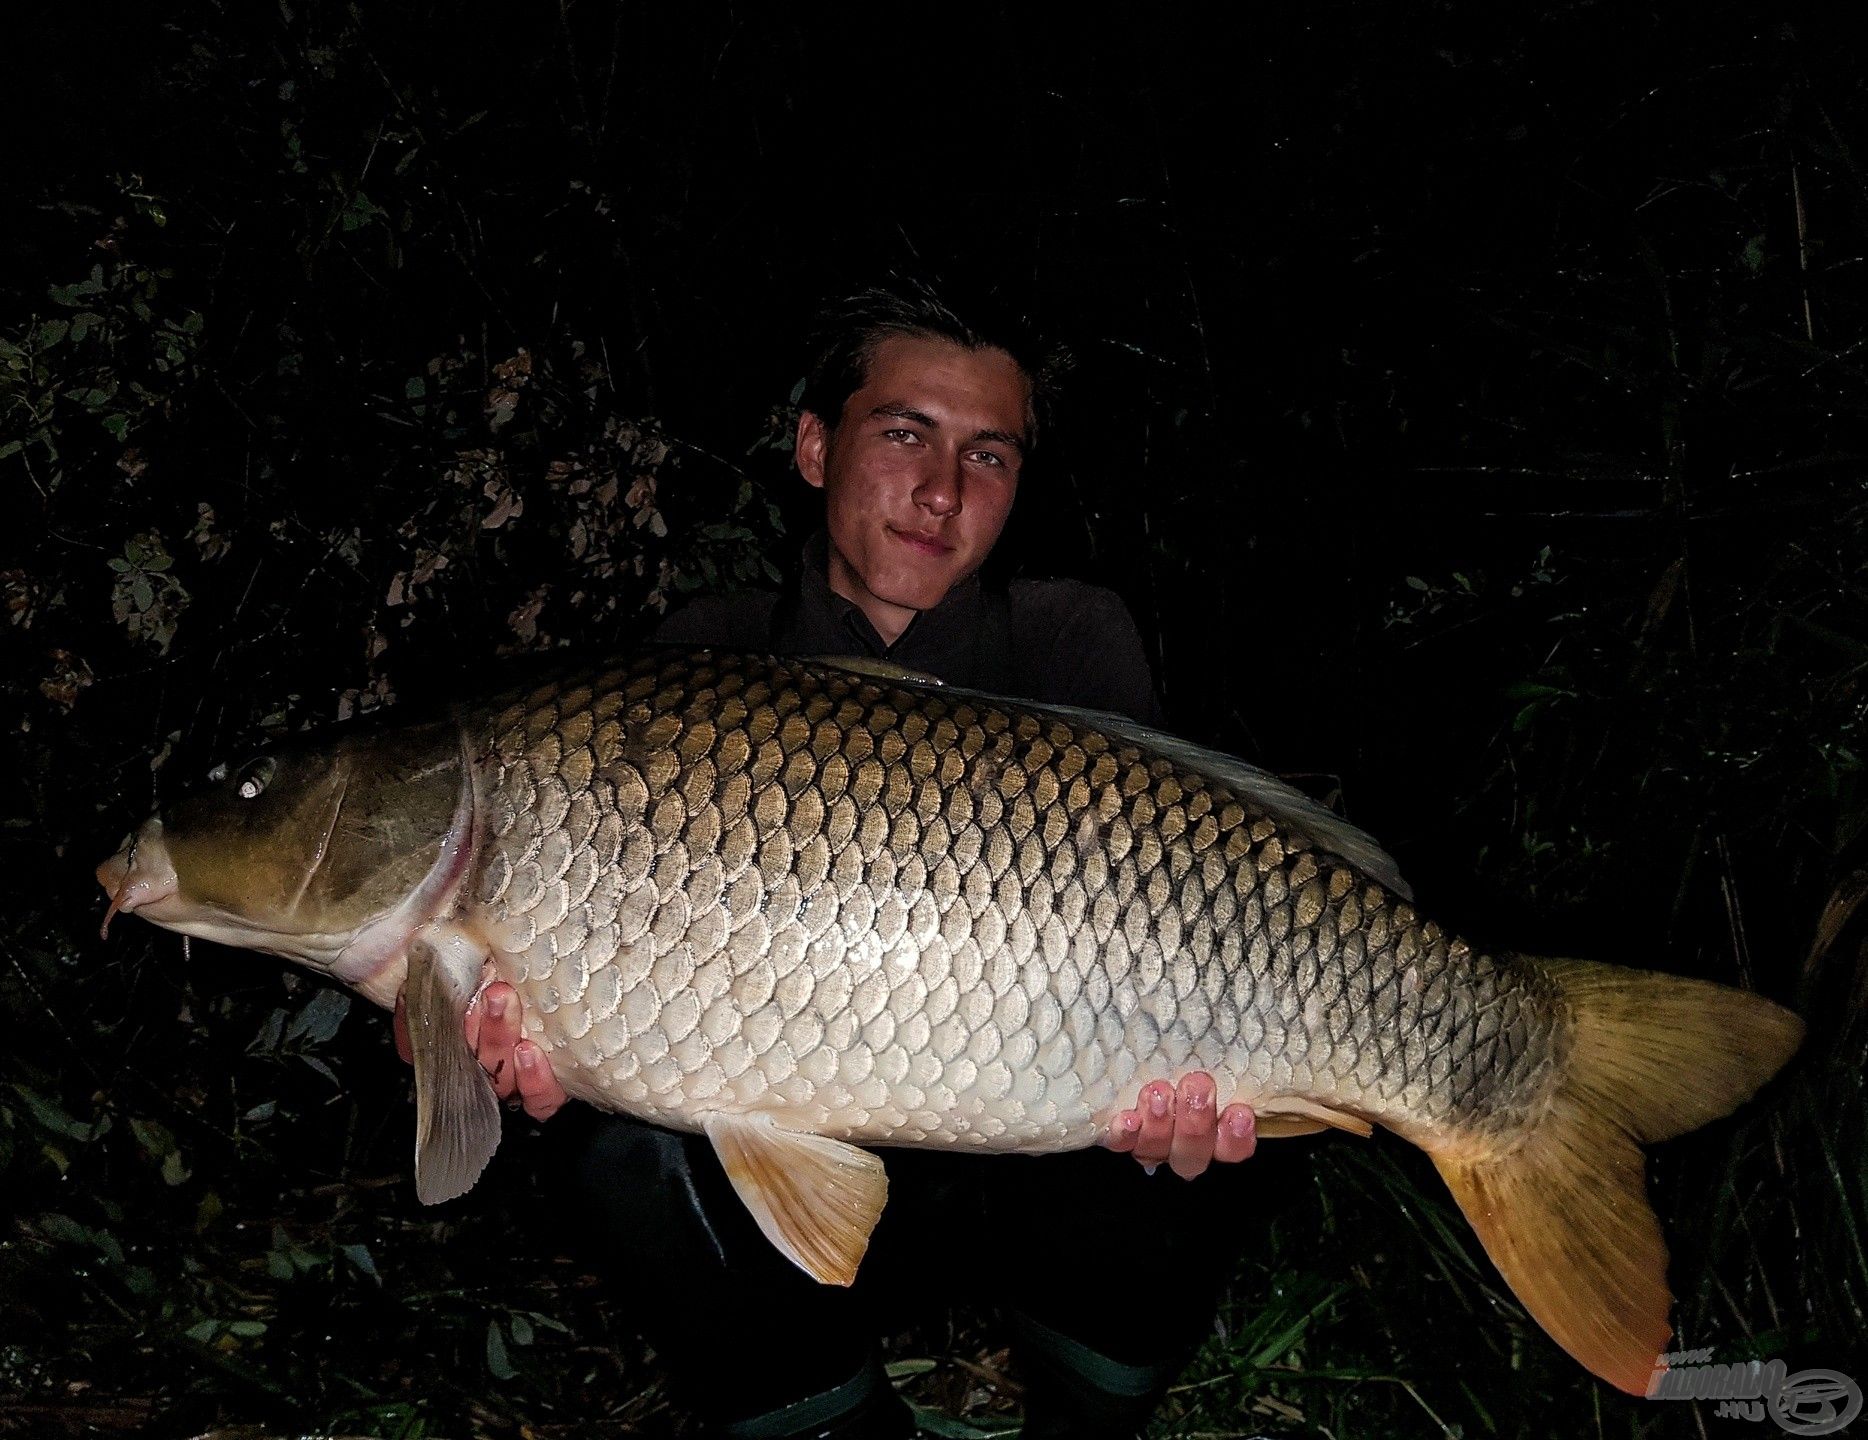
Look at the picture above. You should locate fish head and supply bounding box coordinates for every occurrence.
[97,720,471,996]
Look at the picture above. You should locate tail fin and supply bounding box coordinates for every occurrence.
[1429,958,1803,1396]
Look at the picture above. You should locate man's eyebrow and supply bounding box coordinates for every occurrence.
[966,426,1028,455]
[866,404,1029,455]
[867,404,938,428]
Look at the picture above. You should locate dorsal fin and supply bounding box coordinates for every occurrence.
[807,661,1413,901]
[807,655,946,687]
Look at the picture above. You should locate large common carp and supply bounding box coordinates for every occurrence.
[97,649,1802,1395]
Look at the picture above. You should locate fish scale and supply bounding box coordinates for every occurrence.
[468,650,1558,1148]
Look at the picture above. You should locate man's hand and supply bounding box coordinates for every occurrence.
[392,980,568,1122]
[1103,1074,1256,1178]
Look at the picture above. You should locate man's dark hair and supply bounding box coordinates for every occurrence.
[799,278,1070,449]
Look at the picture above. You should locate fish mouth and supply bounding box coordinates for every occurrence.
[97,824,181,939]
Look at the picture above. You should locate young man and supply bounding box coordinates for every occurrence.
[416,285,1261,1438]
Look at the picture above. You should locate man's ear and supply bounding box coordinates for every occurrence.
[796,411,830,490]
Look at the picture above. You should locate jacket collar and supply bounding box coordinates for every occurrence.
[793,531,988,665]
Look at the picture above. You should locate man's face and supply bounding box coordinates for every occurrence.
[797,334,1030,645]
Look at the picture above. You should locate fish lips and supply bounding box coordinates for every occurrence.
[97,823,181,938]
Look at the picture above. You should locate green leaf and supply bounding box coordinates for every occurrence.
[299,1055,341,1087]
[184,1320,220,1344]
[37,319,69,348]
[12,1084,103,1141]
[249,1007,287,1054]
[1501,681,1571,702]
[130,1116,176,1158]
[509,1313,534,1346]
[284,988,350,1046]
[905,1406,1016,1439]
[485,1321,517,1380]
[341,1243,379,1280]
[39,1212,124,1265]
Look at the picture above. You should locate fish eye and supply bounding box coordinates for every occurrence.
[235,757,277,800]
[207,763,228,783]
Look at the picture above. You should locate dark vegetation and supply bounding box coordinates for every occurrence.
[3,4,1864,1435]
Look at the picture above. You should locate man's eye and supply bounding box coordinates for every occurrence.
[883,428,921,444]
[968,450,1006,468]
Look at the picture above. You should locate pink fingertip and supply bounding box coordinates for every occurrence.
[515,1044,536,1070]
[1119,1112,1140,1132]
[1227,1110,1252,1137]
[487,991,507,1020]
[1148,1088,1170,1117]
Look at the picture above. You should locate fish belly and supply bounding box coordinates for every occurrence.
[466,652,1564,1153]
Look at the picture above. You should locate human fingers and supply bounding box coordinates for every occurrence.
[513,1040,569,1121]
[1103,1109,1143,1153]
[392,992,413,1065]
[470,982,522,1101]
[1215,1104,1258,1164]
[1131,1080,1175,1169]
[1167,1072,1219,1179]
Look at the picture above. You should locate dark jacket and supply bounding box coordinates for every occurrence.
[654,533,1162,726]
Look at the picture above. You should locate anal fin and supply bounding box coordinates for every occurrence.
[406,933,502,1204]
[1255,1097,1374,1139]
[703,1112,889,1286]
[1254,1115,1330,1138]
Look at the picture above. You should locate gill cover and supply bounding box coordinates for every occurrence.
[158,719,467,947]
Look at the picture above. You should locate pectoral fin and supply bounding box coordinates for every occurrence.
[405,934,502,1204]
[702,1113,889,1286]
[1255,1097,1374,1139]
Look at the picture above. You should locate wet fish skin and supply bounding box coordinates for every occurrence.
[473,650,1561,1155]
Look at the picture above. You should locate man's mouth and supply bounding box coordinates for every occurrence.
[888,527,953,557]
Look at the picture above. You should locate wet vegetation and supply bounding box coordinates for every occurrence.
[3,5,1864,1436]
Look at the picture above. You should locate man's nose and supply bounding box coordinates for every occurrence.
[913,455,963,515]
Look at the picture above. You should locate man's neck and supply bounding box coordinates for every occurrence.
[824,544,918,648]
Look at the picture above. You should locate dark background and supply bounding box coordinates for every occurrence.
[2,4,1863,1436]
